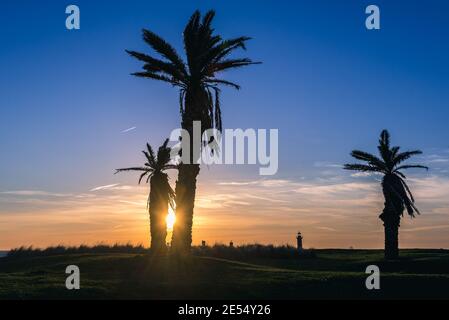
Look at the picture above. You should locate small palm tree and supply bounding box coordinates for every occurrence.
[344,130,428,260]
[116,139,177,251]
[127,10,259,252]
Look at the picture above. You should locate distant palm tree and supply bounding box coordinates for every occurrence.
[116,139,177,251]
[344,130,428,260]
[127,10,259,252]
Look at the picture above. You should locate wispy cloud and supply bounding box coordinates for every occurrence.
[0,190,70,197]
[350,172,381,178]
[401,225,449,233]
[419,153,449,165]
[218,181,259,186]
[121,126,137,133]
[294,182,376,196]
[316,226,337,232]
[90,184,120,192]
[424,155,449,163]
[217,179,293,187]
[314,161,342,169]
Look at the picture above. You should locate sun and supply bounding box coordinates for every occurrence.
[166,207,176,231]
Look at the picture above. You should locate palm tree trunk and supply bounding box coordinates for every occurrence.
[149,202,167,251]
[380,201,401,260]
[172,163,200,252]
[383,221,399,260]
[171,88,205,253]
[380,175,404,260]
[149,176,168,252]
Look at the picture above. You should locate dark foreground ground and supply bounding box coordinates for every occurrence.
[1,249,448,299]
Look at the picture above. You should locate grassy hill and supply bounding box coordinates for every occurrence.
[1,248,448,299]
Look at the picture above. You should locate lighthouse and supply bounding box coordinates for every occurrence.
[296,232,303,252]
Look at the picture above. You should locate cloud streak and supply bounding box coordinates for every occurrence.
[121,126,137,133]
[0,190,71,197]
[90,184,120,192]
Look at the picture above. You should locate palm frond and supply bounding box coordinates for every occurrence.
[126,50,184,82]
[115,167,151,174]
[377,129,392,164]
[142,143,156,168]
[391,146,400,159]
[385,180,416,217]
[197,11,217,51]
[343,164,383,172]
[213,87,222,131]
[350,150,387,170]
[131,72,177,85]
[162,164,179,170]
[139,171,152,184]
[394,164,428,172]
[157,139,172,167]
[395,170,406,179]
[206,58,260,76]
[379,130,390,148]
[393,150,423,166]
[141,29,187,77]
[179,89,186,115]
[398,175,415,203]
[183,10,201,75]
[206,79,241,90]
[146,143,156,159]
[161,138,170,150]
[210,37,252,62]
[201,10,215,30]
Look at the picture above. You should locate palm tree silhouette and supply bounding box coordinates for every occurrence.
[127,10,259,252]
[344,130,428,260]
[116,139,177,252]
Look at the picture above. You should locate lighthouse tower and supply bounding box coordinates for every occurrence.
[296,232,303,252]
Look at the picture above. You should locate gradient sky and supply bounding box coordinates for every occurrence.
[1,0,449,249]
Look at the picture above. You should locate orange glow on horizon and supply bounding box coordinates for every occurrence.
[1,175,449,250]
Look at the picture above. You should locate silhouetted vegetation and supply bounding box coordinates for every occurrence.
[116,139,176,251]
[6,244,148,258]
[5,244,315,260]
[127,10,259,253]
[344,130,428,260]
[193,244,316,259]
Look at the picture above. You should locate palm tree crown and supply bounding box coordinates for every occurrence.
[344,130,428,217]
[115,139,177,208]
[126,10,260,132]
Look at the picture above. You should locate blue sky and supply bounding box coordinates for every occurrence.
[1,0,449,249]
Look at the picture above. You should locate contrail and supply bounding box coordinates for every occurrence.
[121,126,137,133]
[90,184,120,192]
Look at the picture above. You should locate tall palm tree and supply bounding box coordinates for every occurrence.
[116,139,177,252]
[344,130,428,260]
[127,10,259,252]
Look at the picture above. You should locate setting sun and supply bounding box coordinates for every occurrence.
[166,208,176,231]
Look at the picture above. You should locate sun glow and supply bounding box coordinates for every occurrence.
[166,208,176,231]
